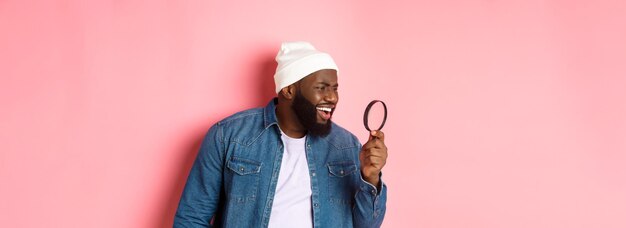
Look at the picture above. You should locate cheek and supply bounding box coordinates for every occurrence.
[308,93,325,104]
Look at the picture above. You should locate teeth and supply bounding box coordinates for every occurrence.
[316,107,332,112]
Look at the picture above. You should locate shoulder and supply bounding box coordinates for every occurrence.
[210,107,268,145]
[217,107,264,125]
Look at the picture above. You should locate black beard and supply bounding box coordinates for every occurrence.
[292,91,332,137]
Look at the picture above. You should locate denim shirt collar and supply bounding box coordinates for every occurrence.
[263,98,279,129]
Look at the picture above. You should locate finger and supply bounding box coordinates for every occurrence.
[362,140,387,150]
[370,130,385,142]
[362,146,386,155]
[362,156,386,168]
[362,153,385,162]
[363,154,386,164]
[362,141,377,150]
[361,148,388,160]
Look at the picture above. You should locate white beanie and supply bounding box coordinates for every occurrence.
[273,41,338,93]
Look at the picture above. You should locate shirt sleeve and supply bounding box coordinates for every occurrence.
[174,123,225,228]
[352,139,387,228]
[353,172,387,228]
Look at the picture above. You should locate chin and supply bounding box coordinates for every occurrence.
[317,119,331,124]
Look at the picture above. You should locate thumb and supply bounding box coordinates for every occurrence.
[368,130,377,141]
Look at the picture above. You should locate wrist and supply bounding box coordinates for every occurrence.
[362,172,380,187]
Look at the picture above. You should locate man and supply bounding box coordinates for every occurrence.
[174,42,388,227]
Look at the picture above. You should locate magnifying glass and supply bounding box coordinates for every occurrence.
[363,100,388,132]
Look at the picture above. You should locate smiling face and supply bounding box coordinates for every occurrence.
[291,69,339,137]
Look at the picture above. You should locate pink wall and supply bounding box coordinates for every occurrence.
[2,1,625,227]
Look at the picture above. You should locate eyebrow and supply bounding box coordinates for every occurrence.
[316,82,339,87]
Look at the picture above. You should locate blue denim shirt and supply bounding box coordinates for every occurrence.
[174,99,387,228]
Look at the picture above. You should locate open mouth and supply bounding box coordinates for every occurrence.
[316,106,334,120]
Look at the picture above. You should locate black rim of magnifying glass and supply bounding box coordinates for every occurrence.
[363,100,388,132]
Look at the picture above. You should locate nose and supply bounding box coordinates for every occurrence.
[324,88,338,104]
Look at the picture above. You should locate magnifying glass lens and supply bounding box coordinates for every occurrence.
[363,100,388,132]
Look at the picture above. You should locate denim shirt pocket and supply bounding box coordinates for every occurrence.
[327,160,357,205]
[328,161,357,177]
[226,156,262,203]
[227,156,262,175]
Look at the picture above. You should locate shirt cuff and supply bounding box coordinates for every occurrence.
[359,172,385,196]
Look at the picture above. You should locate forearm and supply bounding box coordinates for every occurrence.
[173,163,220,227]
[353,174,387,228]
[174,125,225,227]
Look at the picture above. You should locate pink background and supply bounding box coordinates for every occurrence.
[2,1,625,227]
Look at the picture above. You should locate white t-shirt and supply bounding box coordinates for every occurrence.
[268,129,313,228]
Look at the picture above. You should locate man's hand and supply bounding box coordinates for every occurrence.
[360,130,387,190]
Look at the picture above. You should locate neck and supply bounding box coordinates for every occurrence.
[275,101,307,138]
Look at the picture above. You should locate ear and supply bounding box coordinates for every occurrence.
[280,84,297,100]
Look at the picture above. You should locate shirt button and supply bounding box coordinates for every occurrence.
[240,167,245,172]
[340,170,344,175]
[312,172,316,177]
[371,189,376,195]
[314,203,319,207]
